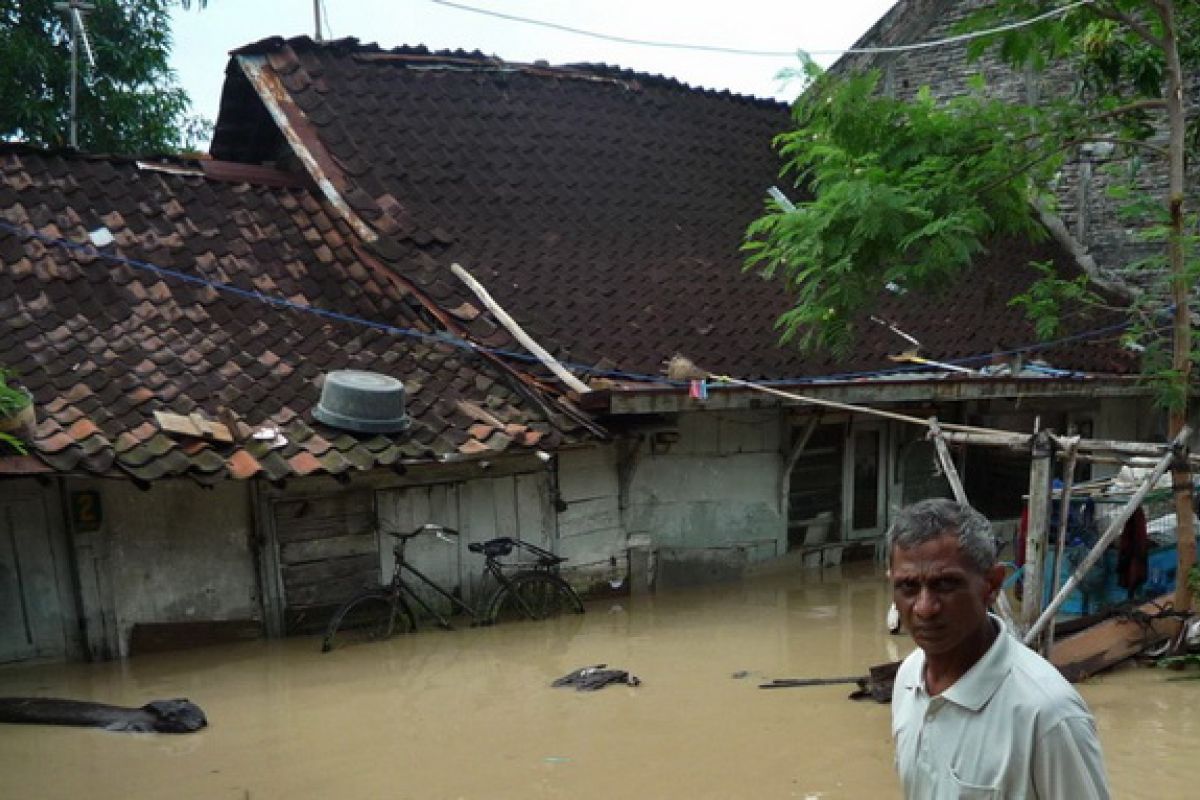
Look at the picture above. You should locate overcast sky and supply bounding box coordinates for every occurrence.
[171,0,897,125]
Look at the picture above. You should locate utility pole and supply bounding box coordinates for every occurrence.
[53,0,95,149]
[313,0,323,42]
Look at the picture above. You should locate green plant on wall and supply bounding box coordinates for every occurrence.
[0,369,31,455]
[0,431,26,455]
[0,368,31,417]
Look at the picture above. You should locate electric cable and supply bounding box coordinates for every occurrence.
[0,219,1135,388]
[430,0,1094,59]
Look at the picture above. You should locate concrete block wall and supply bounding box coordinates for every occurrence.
[622,410,785,563]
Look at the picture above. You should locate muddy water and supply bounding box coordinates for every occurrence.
[1,564,1197,799]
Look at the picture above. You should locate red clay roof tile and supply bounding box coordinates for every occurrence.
[1,145,589,482]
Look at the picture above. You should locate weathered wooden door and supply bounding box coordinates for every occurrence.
[376,473,554,613]
[269,490,378,634]
[376,483,463,617]
[0,492,74,663]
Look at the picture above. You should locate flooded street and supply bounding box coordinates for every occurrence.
[2,563,1198,799]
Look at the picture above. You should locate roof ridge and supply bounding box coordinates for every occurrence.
[229,34,789,108]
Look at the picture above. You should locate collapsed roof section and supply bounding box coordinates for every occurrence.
[0,144,598,483]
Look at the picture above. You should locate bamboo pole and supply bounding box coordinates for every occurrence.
[1022,430,1054,638]
[1045,437,1080,655]
[1024,427,1190,646]
[940,428,1192,459]
[451,263,592,394]
[926,417,1018,631]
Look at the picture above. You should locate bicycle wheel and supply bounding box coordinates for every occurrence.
[488,572,584,624]
[321,591,415,652]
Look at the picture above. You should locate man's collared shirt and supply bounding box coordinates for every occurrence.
[892,615,1110,799]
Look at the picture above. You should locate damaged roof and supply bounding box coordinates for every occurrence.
[0,144,594,483]
[209,36,1137,385]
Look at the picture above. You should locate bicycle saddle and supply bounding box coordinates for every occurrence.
[468,537,515,558]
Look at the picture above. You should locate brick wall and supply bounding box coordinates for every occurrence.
[829,0,1198,290]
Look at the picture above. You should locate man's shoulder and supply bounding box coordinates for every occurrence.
[1002,635,1093,720]
[896,647,923,682]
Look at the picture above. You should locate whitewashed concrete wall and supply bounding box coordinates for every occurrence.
[69,477,258,659]
[624,410,785,573]
[556,445,624,591]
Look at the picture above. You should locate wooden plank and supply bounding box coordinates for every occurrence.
[280,533,376,564]
[153,410,232,442]
[1050,594,1180,682]
[282,553,378,589]
[275,511,375,543]
[129,620,262,656]
[492,476,520,539]
[285,573,377,608]
[515,471,551,550]
[1022,431,1053,636]
[274,493,374,520]
[458,479,498,603]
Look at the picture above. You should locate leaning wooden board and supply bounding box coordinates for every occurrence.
[1049,594,1182,682]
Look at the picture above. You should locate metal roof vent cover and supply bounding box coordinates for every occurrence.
[313,370,411,434]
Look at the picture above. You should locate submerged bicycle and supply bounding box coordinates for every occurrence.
[321,523,584,651]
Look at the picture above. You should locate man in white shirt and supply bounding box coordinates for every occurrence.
[888,498,1110,799]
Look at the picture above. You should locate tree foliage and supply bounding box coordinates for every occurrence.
[744,70,1048,354]
[0,0,208,154]
[747,0,1199,611]
[746,0,1198,366]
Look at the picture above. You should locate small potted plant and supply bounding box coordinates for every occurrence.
[0,368,35,440]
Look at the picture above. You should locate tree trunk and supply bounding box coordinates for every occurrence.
[1160,1,1194,613]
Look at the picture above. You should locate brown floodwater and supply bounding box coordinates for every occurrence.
[1,562,1197,799]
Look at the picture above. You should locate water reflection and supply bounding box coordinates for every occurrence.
[1,563,1196,798]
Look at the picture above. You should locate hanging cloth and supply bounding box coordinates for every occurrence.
[1116,506,1149,596]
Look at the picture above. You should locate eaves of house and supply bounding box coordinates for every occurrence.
[208,35,1144,416]
[0,145,599,484]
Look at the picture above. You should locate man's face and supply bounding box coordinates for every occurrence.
[890,532,1004,657]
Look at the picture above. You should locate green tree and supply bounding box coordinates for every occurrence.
[0,0,208,153]
[746,1,1198,610]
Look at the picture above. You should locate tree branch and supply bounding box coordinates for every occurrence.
[1089,1,1165,49]
[1089,98,1168,123]
[1077,136,1169,159]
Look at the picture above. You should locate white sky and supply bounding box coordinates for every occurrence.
[171,0,897,125]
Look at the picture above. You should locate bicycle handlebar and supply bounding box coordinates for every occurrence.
[382,523,461,541]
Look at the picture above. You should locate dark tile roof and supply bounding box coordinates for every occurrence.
[0,145,591,482]
[210,36,1138,384]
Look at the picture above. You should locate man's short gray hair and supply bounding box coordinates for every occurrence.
[886,498,996,573]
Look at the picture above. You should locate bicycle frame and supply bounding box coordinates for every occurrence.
[390,557,490,628]
[387,529,562,627]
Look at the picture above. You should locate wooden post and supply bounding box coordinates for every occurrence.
[927,417,1018,631]
[928,418,967,506]
[780,416,819,515]
[1022,430,1054,639]
[451,263,592,394]
[1025,427,1191,645]
[1045,437,1080,655]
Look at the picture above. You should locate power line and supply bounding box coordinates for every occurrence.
[0,219,1130,388]
[430,0,1094,59]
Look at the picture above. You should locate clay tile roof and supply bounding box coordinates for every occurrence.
[0,145,594,482]
[210,37,1137,384]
